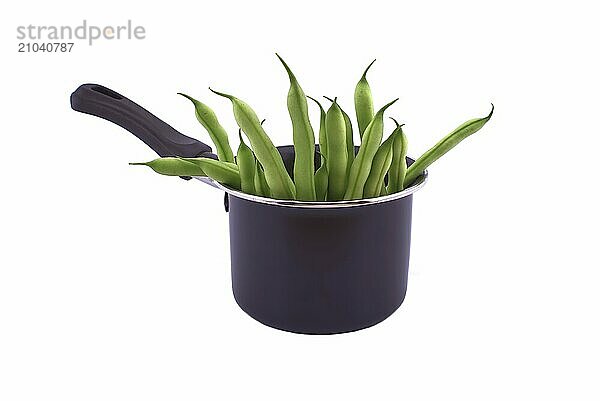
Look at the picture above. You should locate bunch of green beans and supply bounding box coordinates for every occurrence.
[132,56,493,201]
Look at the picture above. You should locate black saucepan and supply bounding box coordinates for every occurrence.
[71,84,427,334]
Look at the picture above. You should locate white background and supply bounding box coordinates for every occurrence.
[1,1,599,400]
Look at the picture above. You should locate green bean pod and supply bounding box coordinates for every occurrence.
[314,164,328,201]
[129,157,205,176]
[254,160,270,197]
[276,54,316,201]
[314,152,328,201]
[342,108,355,176]
[178,93,234,163]
[237,130,257,195]
[179,157,241,189]
[254,118,270,196]
[324,96,354,177]
[307,96,327,164]
[388,118,408,192]
[344,99,398,200]
[325,99,348,201]
[131,157,240,190]
[210,89,296,200]
[404,105,494,186]
[363,133,395,198]
[354,59,376,138]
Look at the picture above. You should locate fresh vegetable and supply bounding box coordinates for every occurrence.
[387,118,408,192]
[325,99,348,200]
[307,96,328,165]
[237,130,257,195]
[209,88,296,200]
[133,56,493,202]
[324,96,354,176]
[254,160,270,197]
[178,93,234,163]
[277,54,316,201]
[363,132,395,198]
[314,156,328,201]
[343,108,355,176]
[179,158,241,189]
[344,99,398,200]
[354,59,376,138]
[129,158,205,177]
[404,105,494,186]
[132,157,240,189]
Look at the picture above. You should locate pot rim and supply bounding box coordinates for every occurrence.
[207,170,428,209]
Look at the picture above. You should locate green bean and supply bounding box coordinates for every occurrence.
[344,99,398,200]
[363,132,395,198]
[178,93,234,163]
[324,96,354,177]
[354,59,376,138]
[237,130,256,195]
[314,165,328,201]
[129,157,205,177]
[307,96,327,165]
[325,99,348,201]
[388,118,408,192]
[210,88,296,200]
[179,157,241,189]
[251,120,270,197]
[404,105,494,186]
[254,160,270,197]
[276,54,316,201]
[131,157,241,189]
[343,110,355,176]
[314,152,328,201]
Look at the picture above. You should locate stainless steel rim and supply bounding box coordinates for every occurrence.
[197,171,428,209]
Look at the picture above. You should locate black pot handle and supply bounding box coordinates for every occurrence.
[70,83,215,159]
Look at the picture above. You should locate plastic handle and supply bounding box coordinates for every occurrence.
[70,84,215,159]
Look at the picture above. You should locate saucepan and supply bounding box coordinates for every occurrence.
[71,83,427,334]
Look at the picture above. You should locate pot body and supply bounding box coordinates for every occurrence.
[228,194,414,334]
